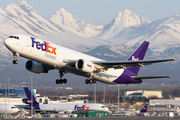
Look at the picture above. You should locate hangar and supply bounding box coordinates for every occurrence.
[123,90,162,99]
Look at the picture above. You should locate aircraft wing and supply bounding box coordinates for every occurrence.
[93,58,175,69]
[63,58,175,71]
[131,76,171,81]
[23,106,59,113]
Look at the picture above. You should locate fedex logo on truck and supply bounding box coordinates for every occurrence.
[31,37,57,55]
[74,105,90,111]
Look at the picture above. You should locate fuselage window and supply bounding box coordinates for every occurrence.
[9,36,19,39]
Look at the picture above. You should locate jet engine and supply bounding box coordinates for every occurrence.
[26,60,47,74]
[75,59,95,73]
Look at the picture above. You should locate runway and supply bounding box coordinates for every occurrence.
[65,117,180,120]
[2,116,180,120]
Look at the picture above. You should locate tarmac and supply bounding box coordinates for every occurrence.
[2,116,180,120]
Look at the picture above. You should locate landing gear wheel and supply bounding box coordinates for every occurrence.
[93,79,96,83]
[60,79,64,84]
[64,79,67,84]
[56,70,68,84]
[89,80,93,84]
[56,79,60,84]
[12,52,18,64]
[85,79,97,84]
[13,60,18,64]
[85,79,89,84]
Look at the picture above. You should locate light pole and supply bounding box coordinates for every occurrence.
[3,79,9,118]
[118,84,119,113]
[103,83,105,105]
[30,76,34,117]
[8,79,10,104]
[94,83,96,103]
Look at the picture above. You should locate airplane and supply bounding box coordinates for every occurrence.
[136,104,150,116]
[0,103,19,115]
[140,104,148,113]
[22,87,109,113]
[4,34,175,84]
[110,104,148,117]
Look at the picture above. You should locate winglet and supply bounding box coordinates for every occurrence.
[171,58,176,61]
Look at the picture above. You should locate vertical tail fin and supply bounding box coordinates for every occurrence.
[140,104,148,113]
[127,41,149,75]
[23,87,39,106]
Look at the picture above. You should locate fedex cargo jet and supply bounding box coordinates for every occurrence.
[22,87,109,113]
[4,34,175,84]
[140,104,148,113]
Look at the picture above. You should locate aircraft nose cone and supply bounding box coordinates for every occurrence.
[4,38,12,50]
[4,38,10,47]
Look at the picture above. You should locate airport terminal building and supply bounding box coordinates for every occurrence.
[149,99,180,106]
[0,89,36,96]
[123,90,162,99]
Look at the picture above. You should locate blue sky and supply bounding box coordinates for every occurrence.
[1,0,180,26]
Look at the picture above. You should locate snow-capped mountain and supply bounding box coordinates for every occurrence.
[49,7,180,55]
[96,9,151,39]
[0,0,64,38]
[0,0,179,62]
[0,0,104,53]
[49,9,151,39]
[109,14,180,53]
[49,8,103,38]
[0,0,179,60]
[0,0,179,88]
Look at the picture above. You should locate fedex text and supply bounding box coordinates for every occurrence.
[74,105,90,111]
[31,37,57,55]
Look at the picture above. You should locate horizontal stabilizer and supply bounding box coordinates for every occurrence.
[131,76,171,80]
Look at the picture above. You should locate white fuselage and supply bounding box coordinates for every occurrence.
[4,34,124,83]
[38,103,108,113]
[0,103,19,115]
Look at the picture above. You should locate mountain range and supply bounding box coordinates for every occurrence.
[0,0,179,89]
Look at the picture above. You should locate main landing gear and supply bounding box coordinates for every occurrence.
[85,79,96,84]
[12,52,18,64]
[56,70,67,84]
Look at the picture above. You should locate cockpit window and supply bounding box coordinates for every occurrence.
[11,106,17,109]
[9,36,19,39]
[102,106,108,108]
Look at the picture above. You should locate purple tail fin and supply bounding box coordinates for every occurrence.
[127,41,149,75]
[140,104,148,113]
[22,87,40,109]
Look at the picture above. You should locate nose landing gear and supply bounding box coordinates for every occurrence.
[12,52,18,64]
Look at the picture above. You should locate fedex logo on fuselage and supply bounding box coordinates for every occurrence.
[74,105,90,111]
[31,37,57,55]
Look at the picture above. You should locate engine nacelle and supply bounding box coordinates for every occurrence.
[26,60,47,74]
[75,59,95,73]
